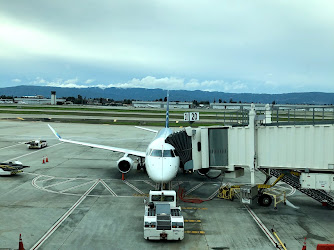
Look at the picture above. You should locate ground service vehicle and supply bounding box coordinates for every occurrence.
[144,190,184,240]
[0,161,29,176]
[26,140,48,149]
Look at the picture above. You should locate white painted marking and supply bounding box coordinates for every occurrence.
[38,177,55,183]
[208,189,219,200]
[185,182,204,196]
[59,180,96,193]
[100,180,118,196]
[31,179,100,250]
[5,142,64,162]
[245,205,279,248]
[171,181,184,189]
[143,180,156,188]
[0,142,24,151]
[123,180,144,194]
[43,178,74,188]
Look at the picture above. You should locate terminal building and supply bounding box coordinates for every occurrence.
[210,102,334,112]
[13,91,66,105]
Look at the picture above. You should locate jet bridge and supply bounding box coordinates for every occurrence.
[166,104,334,207]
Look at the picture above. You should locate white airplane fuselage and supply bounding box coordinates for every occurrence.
[145,128,180,183]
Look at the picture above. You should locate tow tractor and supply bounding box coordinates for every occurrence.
[218,173,288,209]
[144,190,184,240]
[26,140,48,149]
[0,161,30,176]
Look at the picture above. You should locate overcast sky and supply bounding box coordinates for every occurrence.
[0,1,333,93]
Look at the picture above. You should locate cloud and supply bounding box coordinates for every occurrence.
[64,78,79,84]
[11,78,21,83]
[29,76,249,92]
[1,1,333,93]
[29,77,87,88]
[85,79,95,84]
[105,76,248,92]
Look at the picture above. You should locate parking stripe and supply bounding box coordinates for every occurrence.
[184,219,201,223]
[245,205,279,248]
[100,180,118,196]
[43,178,74,188]
[185,230,205,234]
[185,182,204,196]
[59,180,96,193]
[0,142,24,151]
[31,179,100,249]
[182,207,208,210]
[123,180,144,194]
[5,142,64,162]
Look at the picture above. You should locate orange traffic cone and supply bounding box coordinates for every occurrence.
[19,234,25,250]
[302,237,307,250]
[42,157,45,164]
[45,156,48,163]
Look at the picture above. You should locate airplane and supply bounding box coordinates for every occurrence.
[48,91,180,185]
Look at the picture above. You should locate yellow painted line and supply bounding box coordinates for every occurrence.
[133,193,149,197]
[184,219,201,223]
[182,207,208,210]
[185,230,205,234]
[17,117,24,120]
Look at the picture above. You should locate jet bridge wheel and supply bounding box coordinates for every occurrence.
[258,194,272,207]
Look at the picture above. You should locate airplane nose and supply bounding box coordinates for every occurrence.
[149,165,178,183]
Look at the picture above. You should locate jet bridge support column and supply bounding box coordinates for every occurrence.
[265,104,272,124]
[249,104,256,185]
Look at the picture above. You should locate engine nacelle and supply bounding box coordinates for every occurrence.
[117,156,134,174]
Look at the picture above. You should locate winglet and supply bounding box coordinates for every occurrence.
[48,124,62,139]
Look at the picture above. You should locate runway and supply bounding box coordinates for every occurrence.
[0,121,333,249]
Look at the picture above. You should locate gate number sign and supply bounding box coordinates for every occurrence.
[184,112,199,121]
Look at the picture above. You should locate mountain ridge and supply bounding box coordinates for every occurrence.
[0,85,333,104]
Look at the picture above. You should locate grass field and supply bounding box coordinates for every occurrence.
[0,104,333,127]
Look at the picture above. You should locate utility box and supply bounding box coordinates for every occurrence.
[224,168,245,178]
[240,185,258,205]
[300,173,334,191]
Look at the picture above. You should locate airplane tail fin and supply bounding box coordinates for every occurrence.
[165,90,170,128]
[48,124,62,139]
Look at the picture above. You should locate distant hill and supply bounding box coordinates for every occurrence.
[1,85,334,104]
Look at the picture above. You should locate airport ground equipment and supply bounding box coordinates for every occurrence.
[265,169,334,209]
[218,176,287,209]
[144,190,184,240]
[26,140,48,149]
[0,161,30,176]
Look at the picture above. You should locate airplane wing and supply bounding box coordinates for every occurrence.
[134,126,158,133]
[48,124,146,158]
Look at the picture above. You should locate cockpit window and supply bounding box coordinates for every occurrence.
[162,150,175,157]
[150,149,176,157]
[151,149,162,157]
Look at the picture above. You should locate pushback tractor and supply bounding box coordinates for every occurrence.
[144,190,184,240]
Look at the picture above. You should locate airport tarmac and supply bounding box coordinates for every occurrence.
[0,120,333,249]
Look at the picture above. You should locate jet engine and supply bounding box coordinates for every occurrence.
[117,156,134,174]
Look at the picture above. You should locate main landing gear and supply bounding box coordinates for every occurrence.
[137,158,146,172]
